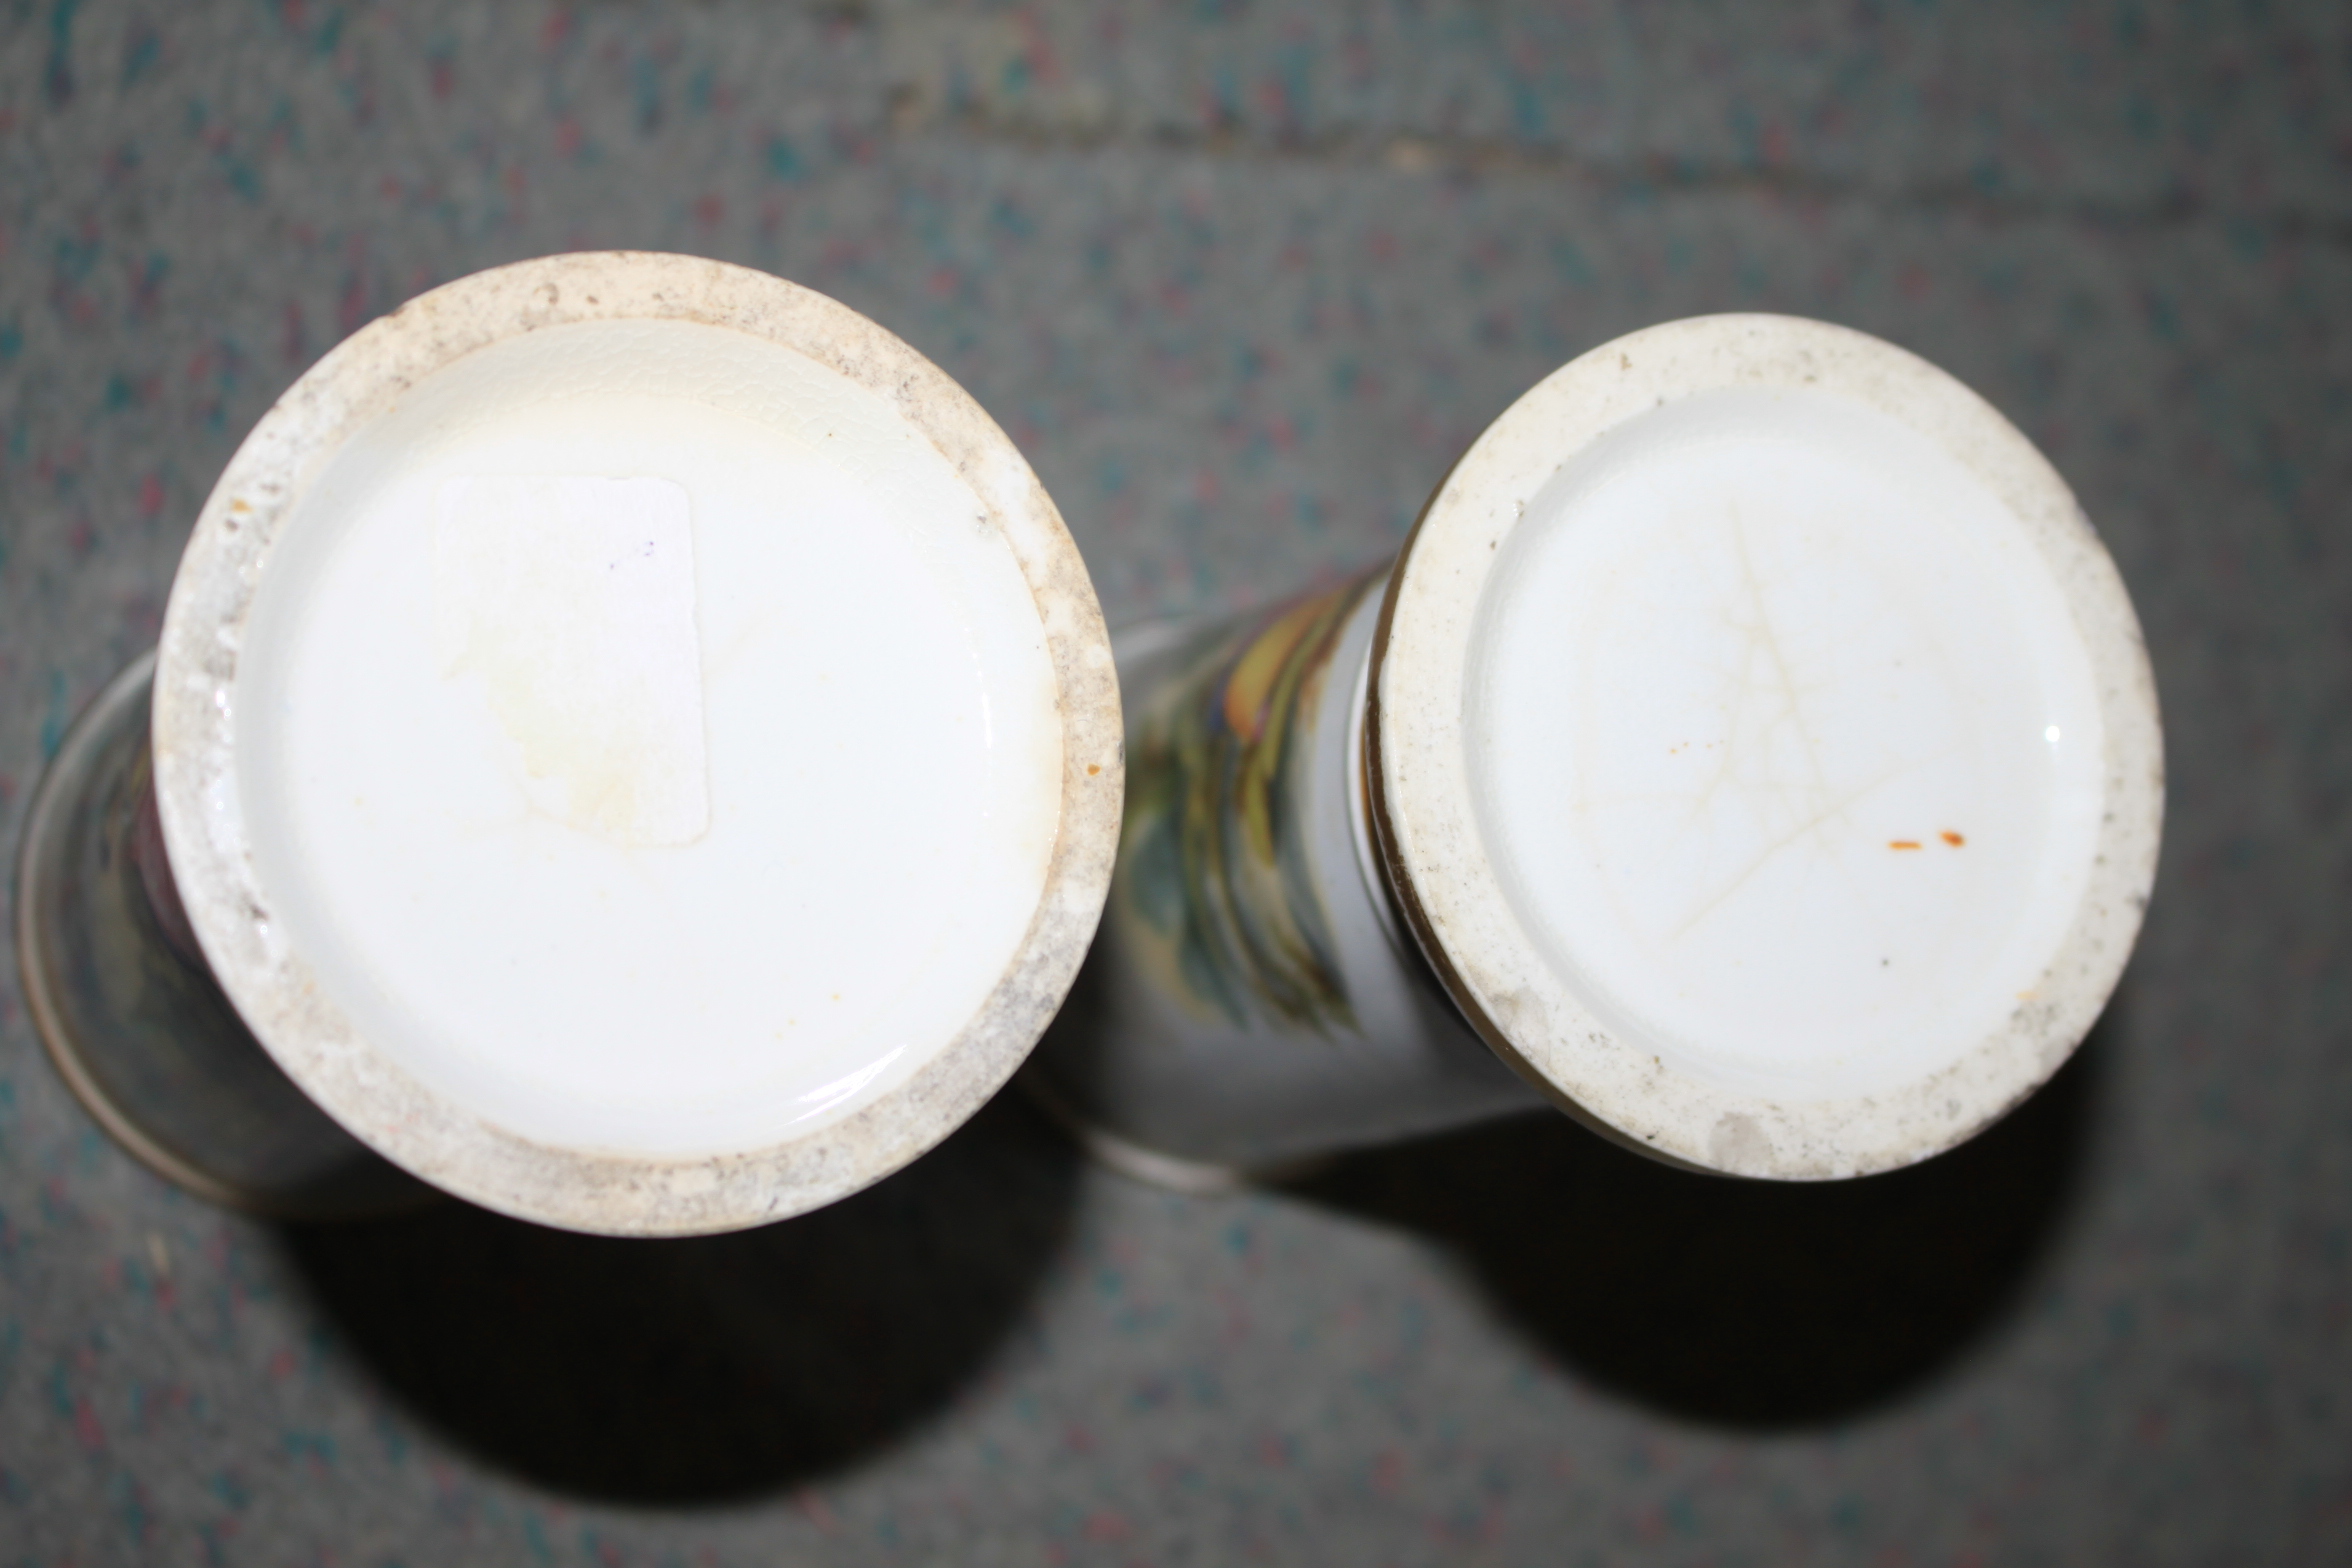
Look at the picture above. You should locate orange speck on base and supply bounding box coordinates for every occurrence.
[1889,840,1922,851]
[1941,830,1965,846]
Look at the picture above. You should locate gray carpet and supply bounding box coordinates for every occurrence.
[1,3,2346,1562]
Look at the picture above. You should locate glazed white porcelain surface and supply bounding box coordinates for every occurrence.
[236,316,1064,1161]
[1465,385,2105,1104]
[155,254,1122,1233]
[1373,313,2162,1178]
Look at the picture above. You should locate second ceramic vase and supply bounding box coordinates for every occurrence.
[1030,313,2164,1185]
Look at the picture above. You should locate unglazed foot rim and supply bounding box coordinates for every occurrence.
[1370,313,2162,1180]
[152,253,1124,1236]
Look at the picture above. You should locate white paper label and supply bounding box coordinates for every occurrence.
[434,475,709,847]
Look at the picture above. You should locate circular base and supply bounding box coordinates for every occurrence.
[154,254,1122,1234]
[1372,315,2162,1179]
[14,652,433,1221]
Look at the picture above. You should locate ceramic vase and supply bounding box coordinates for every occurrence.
[16,253,1123,1235]
[1028,313,2163,1187]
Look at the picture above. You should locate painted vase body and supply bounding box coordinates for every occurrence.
[14,654,425,1218]
[1030,569,1540,1173]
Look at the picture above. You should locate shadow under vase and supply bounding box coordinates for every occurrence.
[277,1086,1084,1505]
[1282,996,2115,1431]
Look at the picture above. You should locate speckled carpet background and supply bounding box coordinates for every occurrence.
[0,3,2346,1563]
